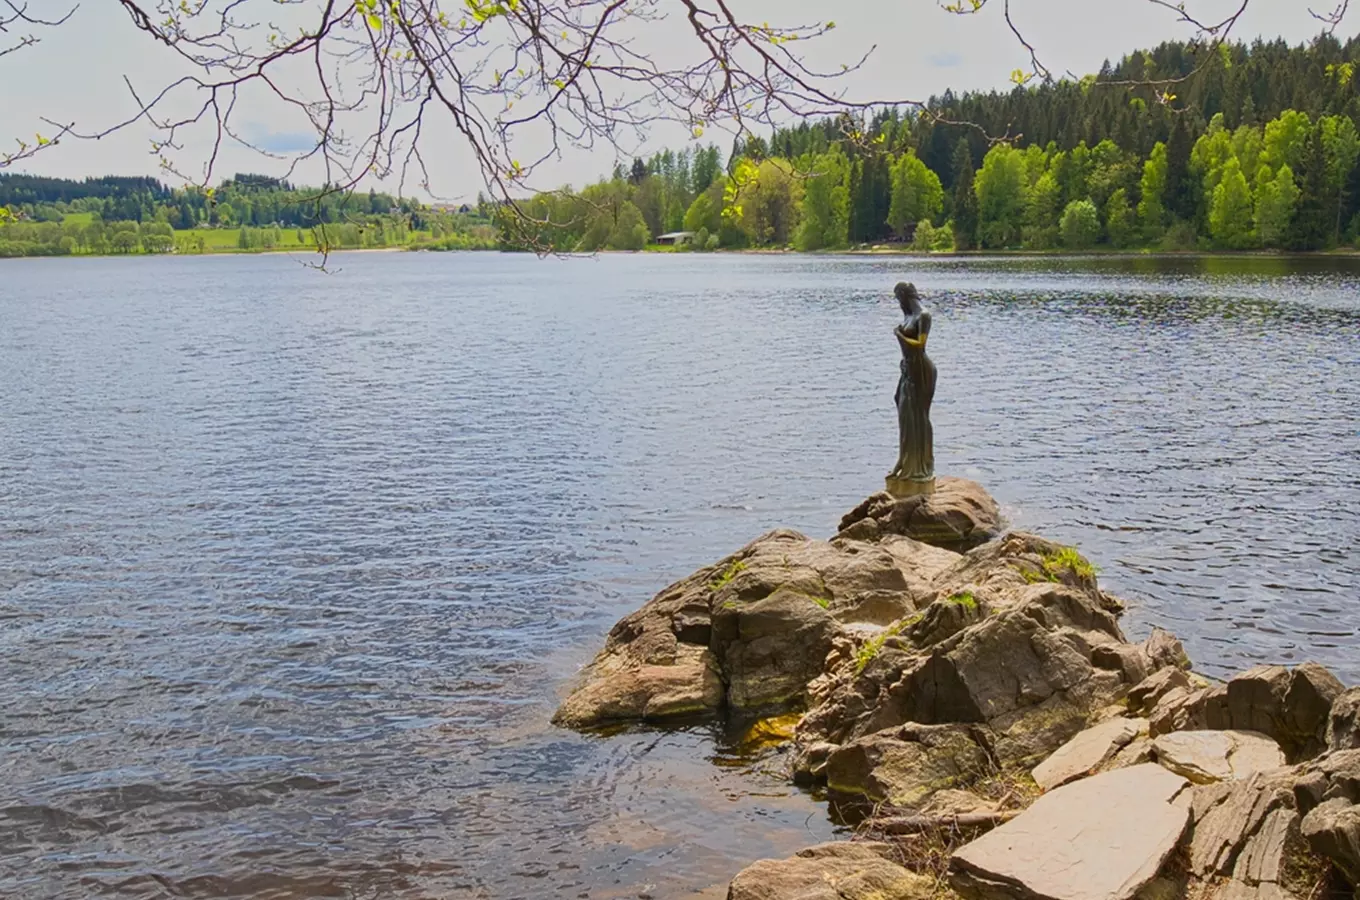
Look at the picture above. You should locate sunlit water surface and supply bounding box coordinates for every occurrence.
[2,252,1358,898]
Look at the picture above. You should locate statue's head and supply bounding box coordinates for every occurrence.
[895,282,921,316]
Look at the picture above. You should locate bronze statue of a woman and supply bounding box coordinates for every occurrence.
[887,282,936,496]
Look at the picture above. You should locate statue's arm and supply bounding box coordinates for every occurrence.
[918,311,932,339]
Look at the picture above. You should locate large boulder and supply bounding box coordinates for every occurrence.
[949,764,1190,900]
[793,534,1139,773]
[824,723,993,807]
[837,477,1003,550]
[1201,664,1344,761]
[554,528,960,728]
[726,841,933,900]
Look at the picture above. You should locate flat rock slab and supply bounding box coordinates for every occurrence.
[950,764,1190,900]
[1152,730,1286,784]
[1032,717,1146,790]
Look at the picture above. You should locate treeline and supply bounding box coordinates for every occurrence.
[0,220,175,257]
[509,33,1360,253]
[0,172,438,229]
[0,171,498,257]
[0,214,497,258]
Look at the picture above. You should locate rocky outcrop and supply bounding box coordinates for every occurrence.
[553,528,960,728]
[555,478,1360,900]
[837,477,1003,550]
[726,841,933,900]
[950,765,1191,900]
[792,533,1157,773]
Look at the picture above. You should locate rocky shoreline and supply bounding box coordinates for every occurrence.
[553,480,1360,900]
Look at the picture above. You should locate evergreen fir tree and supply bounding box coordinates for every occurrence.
[1163,118,1197,223]
[1288,126,1332,250]
[951,139,979,251]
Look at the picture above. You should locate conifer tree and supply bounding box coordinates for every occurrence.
[1288,126,1333,250]
[951,139,979,251]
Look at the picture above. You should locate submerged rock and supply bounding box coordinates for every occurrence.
[949,764,1190,900]
[726,841,932,900]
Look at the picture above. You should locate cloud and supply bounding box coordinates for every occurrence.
[929,51,963,68]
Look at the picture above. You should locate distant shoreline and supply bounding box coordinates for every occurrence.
[6,245,1360,262]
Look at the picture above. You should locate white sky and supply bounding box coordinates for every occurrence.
[3,1,1349,202]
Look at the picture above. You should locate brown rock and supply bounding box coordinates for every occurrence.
[714,586,839,710]
[1299,798,1360,886]
[1207,882,1298,900]
[824,723,992,807]
[1232,806,1298,885]
[1033,717,1146,791]
[1143,628,1193,672]
[552,645,723,728]
[1129,668,1192,717]
[1188,773,1295,877]
[1328,687,1360,752]
[921,789,1001,817]
[793,536,1147,777]
[1149,686,1214,737]
[726,841,933,900]
[1107,737,1156,771]
[837,478,1003,551]
[556,526,955,728]
[1202,664,1344,761]
[950,764,1190,900]
[1151,731,1287,784]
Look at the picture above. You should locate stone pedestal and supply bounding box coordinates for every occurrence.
[885,475,935,498]
[839,476,1003,551]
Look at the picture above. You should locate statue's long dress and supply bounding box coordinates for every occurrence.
[893,312,936,483]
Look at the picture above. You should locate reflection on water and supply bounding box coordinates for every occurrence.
[1,252,1357,898]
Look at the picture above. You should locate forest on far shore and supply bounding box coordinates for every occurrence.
[0,174,496,257]
[503,33,1360,254]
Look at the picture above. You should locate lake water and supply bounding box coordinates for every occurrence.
[2,251,1358,899]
